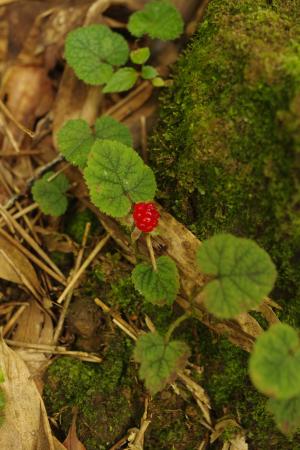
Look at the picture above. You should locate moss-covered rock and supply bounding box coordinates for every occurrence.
[195,324,300,449]
[150,0,300,446]
[44,338,138,450]
[151,0,300,325]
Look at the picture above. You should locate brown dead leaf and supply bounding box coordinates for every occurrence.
[1,65,54,149]
[0,234,41,296]
[13,300,53,392]
[0,338,56,450]
[258,302,280,326]
[63,408,86,450]
[228,433,248,450]
[211,417,248,450]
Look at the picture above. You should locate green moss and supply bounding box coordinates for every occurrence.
[50,251,73,272]
[108,275,174,332]
[145,392,205,450]
[44,337,137,449]
[65,207,99,243]
[194,324,300,449]
[151,0,300,328]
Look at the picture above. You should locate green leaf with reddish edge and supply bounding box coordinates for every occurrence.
[132,256,179,305]
[95,116,132,147]
[32,171,69,217]
[267,395,300,435]
[103,68,138,93]
[128,0,184,41]
[134,332,190,394]
[249,323,300,399]
[65,24,129,85]
[196,234,277,318]
[57,119,95,169]
[84,140,156,217]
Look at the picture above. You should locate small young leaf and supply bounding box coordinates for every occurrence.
[84,140,156,217]
[57,119,95,169]
[65,24,129,85]
[152,76,165,87]
[134,332,190,394]
[130,47,150,65]
[141,65,158,80]
[128,0,184,41]
[32,172,70,217]
[249,323,300,399]
[196,234,277,318]
[103,68,138,93]
[95,116,132,147]
[132,256,179,305]
[267,395,300,435]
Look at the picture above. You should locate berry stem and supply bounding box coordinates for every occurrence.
[146,234,157,271]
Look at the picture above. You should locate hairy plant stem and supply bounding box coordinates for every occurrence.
[146,233,157,271]
[165,310,191,343]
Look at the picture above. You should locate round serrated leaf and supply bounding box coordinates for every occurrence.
[65,25,129,85]
[134,332,190,394]
[132,256,179,305]
[267,395,300,435]
[128,0,184,41]
[130,47,150,65]
[141,65,158,80]
[196,234,277,318]
[103,68,138,93]
[249,323,300,399]
[32,171,69,217]
[84,140,156,217]
[57,119,95,169]
[95,116,132,147]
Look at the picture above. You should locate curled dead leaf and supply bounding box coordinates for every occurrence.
[0,339,56,450]
[0,234,41,297]
[63,408,86,450]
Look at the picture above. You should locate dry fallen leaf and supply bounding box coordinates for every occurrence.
[228,433,248,450]
[63,408,86,450]
[12,300,54,392]
[0,338,56,450]
[0,234,41,296]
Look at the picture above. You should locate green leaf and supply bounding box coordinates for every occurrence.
[267,396,300,435]
[196,234,277,318]
[95,116,132,147]
[134,332,190,394]
[249,323,300,399]
[32,172,70,217]
[57,119,95,169]
[132,256,179,305]
[128,0,184,41]
[130,47,150,65]
[84,140,156,217]
[141,65,158,80]
[65,24,129,85]
[152,76,165,87]
[103,68,138,93]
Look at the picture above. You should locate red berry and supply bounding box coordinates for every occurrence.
[133,202,160,233]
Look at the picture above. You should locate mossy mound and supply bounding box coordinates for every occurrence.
[150,0,300,446]
[44,338,138,450]
[194,323,300,450]
[151,0,300,326]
